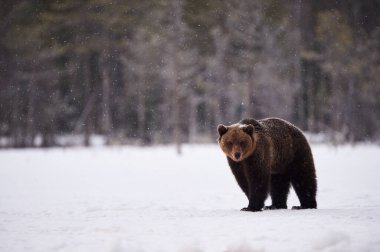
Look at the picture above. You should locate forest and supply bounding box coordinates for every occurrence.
[0,0,379,149]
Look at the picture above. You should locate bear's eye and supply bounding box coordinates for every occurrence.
[226,142,233,149]
[240,141,247,148]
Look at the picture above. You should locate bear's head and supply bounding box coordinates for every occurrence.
[217,123,256,162]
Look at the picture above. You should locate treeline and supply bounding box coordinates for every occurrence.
[0,0,379,149]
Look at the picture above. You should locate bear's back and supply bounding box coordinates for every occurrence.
[240,117,304,140]
[242,118,310,174]
[259,118,303,137]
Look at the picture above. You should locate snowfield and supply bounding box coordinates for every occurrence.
[1,144,380,252]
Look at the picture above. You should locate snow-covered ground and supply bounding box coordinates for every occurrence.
[0,144,380,252]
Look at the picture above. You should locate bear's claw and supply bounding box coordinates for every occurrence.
[264,205,287,210]
[240,207,262,212]
[292,205,317,210]
[292,206,302,210]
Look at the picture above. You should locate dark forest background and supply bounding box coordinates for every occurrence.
[1,0,379,150]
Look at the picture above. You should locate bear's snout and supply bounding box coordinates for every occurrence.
[234,152,241,160]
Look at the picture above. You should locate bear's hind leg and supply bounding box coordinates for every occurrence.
[290,162,317,209]
[265,174,290,210]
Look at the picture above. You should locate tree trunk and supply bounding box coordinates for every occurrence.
[188,94,198,143]
[10,81,21,147]
[25,76,36,147]
[213,27,229,122]
[244,70,255,117]
[299,0,319,131]
[100,52,113,144]
[83,55,94,146]
[166,0,185,154]
[174,88,182,155]
[137,77,146,144]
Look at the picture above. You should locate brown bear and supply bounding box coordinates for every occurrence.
[217,118,317,212]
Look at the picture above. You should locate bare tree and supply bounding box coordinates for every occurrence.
[100,50,113,144]
[161,0,199,153]
[225,0,265,118]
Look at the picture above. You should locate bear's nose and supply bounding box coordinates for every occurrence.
[234,152,241,160]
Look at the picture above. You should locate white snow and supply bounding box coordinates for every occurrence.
[1,144,380,252]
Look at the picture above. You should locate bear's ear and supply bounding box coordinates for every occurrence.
[217,124,228,137]
[242,124,254,135]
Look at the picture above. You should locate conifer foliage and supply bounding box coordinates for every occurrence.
[0,0,379,147]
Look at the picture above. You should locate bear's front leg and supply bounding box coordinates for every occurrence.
[241,168,270,212]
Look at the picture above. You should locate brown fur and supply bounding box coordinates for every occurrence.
[218,118,317,212]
